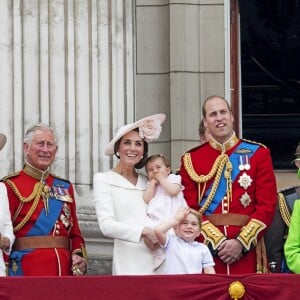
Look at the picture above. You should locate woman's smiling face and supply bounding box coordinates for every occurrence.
[117,130,145,166]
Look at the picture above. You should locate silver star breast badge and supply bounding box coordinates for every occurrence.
[240,192,251,207]
[238,172,253,190]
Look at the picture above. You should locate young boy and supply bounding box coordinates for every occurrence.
[154,207,215,274]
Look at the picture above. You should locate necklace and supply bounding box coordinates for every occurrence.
[113,168,138,184]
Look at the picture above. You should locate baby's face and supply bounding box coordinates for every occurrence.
[145,158,170,180]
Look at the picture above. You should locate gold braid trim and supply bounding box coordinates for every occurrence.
[6,179,42,203]
[201,220,226,250]
[241,138,266,148]
[278,192,291,227]
[6,180,45,232]
[183,153,232,214]
[183,153,228,183]
[236,219,266,250]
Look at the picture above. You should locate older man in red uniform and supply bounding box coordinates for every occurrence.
[3,123,87,276]
[180,95,277,274]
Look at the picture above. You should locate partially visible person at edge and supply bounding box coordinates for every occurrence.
[93,114,166,275]
[179,95,277,274]
[143,154,187,271]
[284,144,300,273]
[199,119,211,145]
[2,123,87,276]
[265,144,300,273]
[0,133,15,276]
[155,206,215,274]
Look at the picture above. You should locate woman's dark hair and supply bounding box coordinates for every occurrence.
[113,127,149,169]
[135,141,148,169]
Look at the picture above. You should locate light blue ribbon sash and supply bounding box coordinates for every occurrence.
[200,141,259,215]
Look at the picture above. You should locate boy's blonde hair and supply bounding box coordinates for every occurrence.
[189,208,202,228]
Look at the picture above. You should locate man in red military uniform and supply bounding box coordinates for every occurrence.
[179,95,277,274]
[3,123,87,276]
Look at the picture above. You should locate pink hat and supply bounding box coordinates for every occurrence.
[105,113,166,155]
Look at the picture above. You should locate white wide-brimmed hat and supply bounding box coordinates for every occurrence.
[0,133,7,151]
[105,113,166,155]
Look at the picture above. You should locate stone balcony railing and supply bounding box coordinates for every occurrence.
[77,206,113,275]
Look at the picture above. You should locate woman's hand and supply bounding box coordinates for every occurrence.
[142,227,160,251]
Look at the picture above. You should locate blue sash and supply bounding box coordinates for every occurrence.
[9,178,70,276]
[200,141,259,215]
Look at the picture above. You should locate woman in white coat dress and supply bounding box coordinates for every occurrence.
[0,133,15,276]
[93,114,166,275]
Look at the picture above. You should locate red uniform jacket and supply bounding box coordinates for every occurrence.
[179,135,277,274]
[3,164,86,276]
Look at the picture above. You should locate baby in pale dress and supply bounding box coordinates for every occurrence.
[143,154,187,270]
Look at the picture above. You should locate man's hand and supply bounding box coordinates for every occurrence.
[72,254,87,276]
[217,239,243,265]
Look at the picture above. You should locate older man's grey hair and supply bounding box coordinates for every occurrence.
[23,123,57,146]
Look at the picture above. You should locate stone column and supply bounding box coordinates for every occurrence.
[0,0,135,275]
[135,0,226,169]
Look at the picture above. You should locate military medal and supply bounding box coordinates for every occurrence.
[53,185,73,203]
[240,192,251,207]
[239,156,244,170]
[11,260,18,274]
[244,155,250,170]
[239,155,251,171]
[238,172,252,189]
[42,184,50,215]
[238,171,253,208]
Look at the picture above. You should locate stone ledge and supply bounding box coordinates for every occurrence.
[77,206,113,275]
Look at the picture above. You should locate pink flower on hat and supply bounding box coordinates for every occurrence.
[138,119,162,142]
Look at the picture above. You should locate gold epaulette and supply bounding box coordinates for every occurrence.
[201,220,227,250]
[241,138,266,148]
[278,192,291,227]
[236,219,266,250]
[1,172,20,182]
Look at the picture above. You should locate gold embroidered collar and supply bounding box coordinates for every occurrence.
[209,132,239,153]
[23,163,50,181]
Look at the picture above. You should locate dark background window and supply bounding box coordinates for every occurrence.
[239,0,300,169]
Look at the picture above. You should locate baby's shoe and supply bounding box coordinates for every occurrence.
[153,249,166,271]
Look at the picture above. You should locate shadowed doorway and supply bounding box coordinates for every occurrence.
[239,0,300,169]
